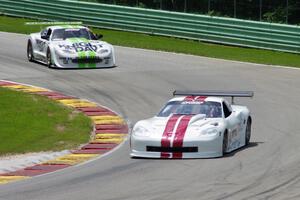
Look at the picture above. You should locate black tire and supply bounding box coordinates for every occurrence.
[46,48,52,68]
[245,118,252,146]
[222,130,228,155]
[27,40,34,62]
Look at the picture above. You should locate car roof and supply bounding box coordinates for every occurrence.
[169,96,224,103]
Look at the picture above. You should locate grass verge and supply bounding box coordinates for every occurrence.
[0,15,299,67]
[0,87,92,156]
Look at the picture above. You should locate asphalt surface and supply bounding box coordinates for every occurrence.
[1,32,300,200]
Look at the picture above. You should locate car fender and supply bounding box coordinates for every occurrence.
[109,44,116,66]
[47,44,58,67]
[28,33,38,56]
[232,105,251,147]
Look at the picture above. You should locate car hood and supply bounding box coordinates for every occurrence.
[52,38,111,55]
[135,114,223,138]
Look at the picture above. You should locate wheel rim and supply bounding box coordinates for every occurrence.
[47,51,51,66]
[246,121,251,144]
[27,43,32,59]
[223,133,228,153]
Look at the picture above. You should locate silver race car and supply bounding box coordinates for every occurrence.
[130,91,253,159]
[27,25,115,68]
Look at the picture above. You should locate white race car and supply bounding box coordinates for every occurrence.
[27,25,115,68]
[130,91,253,159]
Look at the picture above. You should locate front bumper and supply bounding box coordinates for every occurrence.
[52,49,115,68]
[130,134,223,159]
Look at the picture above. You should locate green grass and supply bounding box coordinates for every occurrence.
[0,15,299,67]
[0,87,92,156]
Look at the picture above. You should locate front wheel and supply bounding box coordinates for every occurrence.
[46,48,52,68]
[27,40,34,62]
[245,118,252,146]
[222,131,228,155]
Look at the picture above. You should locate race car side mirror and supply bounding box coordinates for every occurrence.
[41,35,49,40]
[96,34,103,39]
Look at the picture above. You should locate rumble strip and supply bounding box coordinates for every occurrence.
[0,80,128,185]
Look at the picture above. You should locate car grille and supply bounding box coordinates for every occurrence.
[72,57,102,64]
[146,146,198,153]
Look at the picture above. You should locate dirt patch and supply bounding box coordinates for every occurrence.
[68,110,80,121]
[0,151,70,173]
[56,124,65,132]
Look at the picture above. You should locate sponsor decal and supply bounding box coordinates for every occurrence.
[228,127,241,150]
[230,128,238,139]
[59,41,102,52]
[64,38,98,68]
[181,96,207,105]
[184,96,207,102]
[181,101,203,105]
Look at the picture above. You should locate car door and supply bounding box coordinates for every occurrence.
[223,101,242,151]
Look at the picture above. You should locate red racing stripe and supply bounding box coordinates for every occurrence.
[161,115,181,158]
[184,96,207,102]
[195,96,207,101]
[184,96,197,101]
[172,115,193,158]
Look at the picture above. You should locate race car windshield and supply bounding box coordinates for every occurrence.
[51,28,96,40]
[157,101,222,118]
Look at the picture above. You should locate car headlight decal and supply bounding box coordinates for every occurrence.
[200,127,219,136]
[100,49,109,54]
[133,126,151,137]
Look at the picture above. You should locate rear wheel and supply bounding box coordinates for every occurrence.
[46,48,52,68]
[245,118,252,146]
[27,40,34,61]
[222,130,228,155]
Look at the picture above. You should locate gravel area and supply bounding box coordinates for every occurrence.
[0,151,70,174]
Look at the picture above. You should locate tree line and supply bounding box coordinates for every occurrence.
[80,0,300,25]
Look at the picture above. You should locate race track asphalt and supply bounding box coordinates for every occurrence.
[1,32,300,200]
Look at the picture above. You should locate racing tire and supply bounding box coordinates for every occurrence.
[222,130,228,155]
[27,40,34,62]
[46,48,52,68]
[245,118,252,146]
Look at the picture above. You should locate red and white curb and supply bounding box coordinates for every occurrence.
[0,80,128,185]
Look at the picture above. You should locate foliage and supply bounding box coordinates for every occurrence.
[263,6,287,23]
[79,0,300,24]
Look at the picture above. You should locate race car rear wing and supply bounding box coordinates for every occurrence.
[173,90,254,104]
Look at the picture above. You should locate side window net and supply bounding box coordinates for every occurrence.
[222,102,231,118]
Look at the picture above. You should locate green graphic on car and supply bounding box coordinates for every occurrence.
[66,37,97,68]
